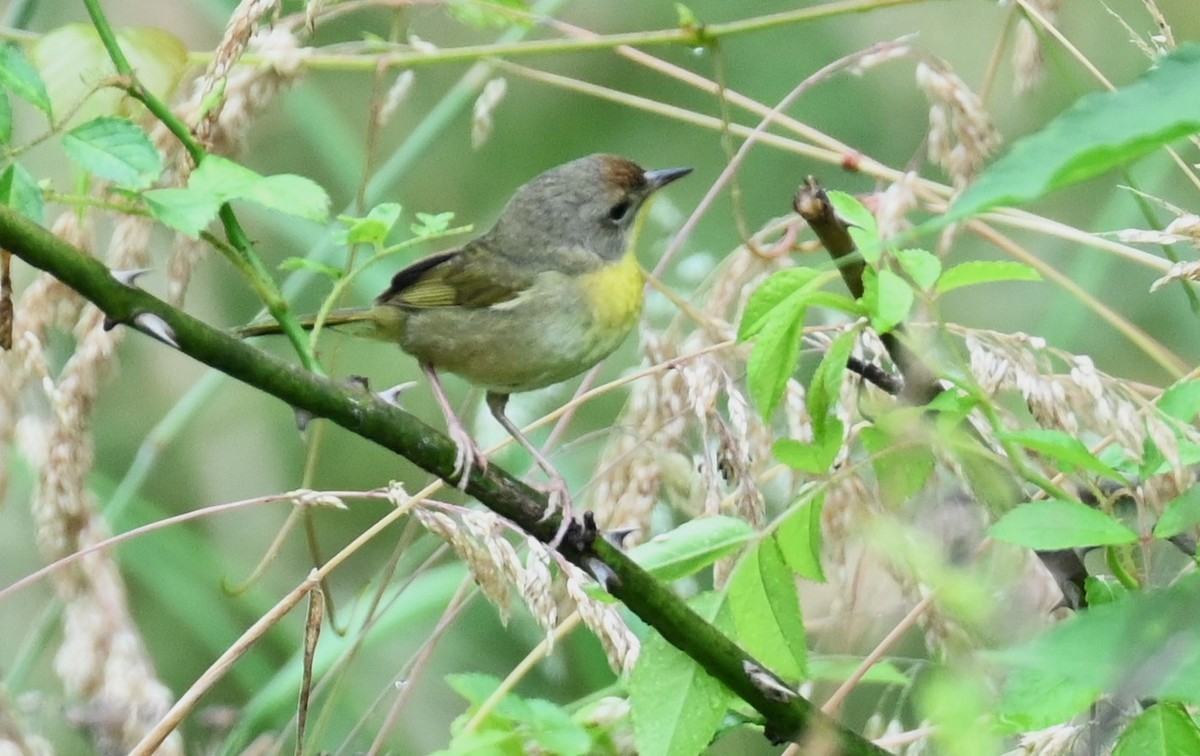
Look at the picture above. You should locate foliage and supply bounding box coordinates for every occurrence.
[4,1,1200,755]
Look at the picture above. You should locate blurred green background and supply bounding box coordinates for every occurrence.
[3,0,1199,752]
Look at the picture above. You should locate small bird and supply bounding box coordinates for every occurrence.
[244,154,690,537]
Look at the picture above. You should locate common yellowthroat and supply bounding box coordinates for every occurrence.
[245,154,690,532]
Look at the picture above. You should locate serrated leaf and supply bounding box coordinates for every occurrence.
[745,295,805,418]
[773,419,842,475]
[777,492,825,582]
[1002,429,1123,480]
[189,154,261,199]
[1153,487,1200,539]
[989,499,1138,549]
[190,156,330,222]
[827,190,881,264]
[0,163,44,222]
[727,536,806,679]
[630,597,731,756]
[1114,703,1200,756]
[32,25,187,124]
[246,173,330,222]
[61,116,162,189]
[627,516,756,582]
[0,45,51,116]
[738,267,822,340]
[936,261,1041,295]
[143,186,220,237]
[339,202,403,246]
[949,43,1200,221]
[894,248,942,290]
[863,267,914,334]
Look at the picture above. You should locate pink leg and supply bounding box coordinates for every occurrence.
[423,363,485,489]
[486,392,573,547]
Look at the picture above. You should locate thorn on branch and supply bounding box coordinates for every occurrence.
[132,312,179,347]
[111,267,154,288]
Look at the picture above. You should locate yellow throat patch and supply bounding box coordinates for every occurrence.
[580,250,645,334]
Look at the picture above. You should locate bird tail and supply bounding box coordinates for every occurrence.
[236,307,378,338]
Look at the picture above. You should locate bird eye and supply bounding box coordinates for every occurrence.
[607,199,632,223]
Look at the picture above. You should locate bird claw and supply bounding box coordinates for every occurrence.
[447,423,486,491]
[536,476,575,549]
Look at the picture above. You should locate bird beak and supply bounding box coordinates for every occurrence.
[645,166,692,190]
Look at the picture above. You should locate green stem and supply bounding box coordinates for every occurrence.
[80,0,318,371]
[0,202,886,755]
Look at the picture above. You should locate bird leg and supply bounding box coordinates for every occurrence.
[486,392,574,547]
[422,362,485,490]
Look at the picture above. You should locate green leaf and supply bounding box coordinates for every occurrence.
[807,328,856,435]
[1084,575,1128,607]
[0,91,11,144]
[1002,429,1123,480]
[189,154,261,199]
[411,210,455,236]
[1114,703,1200,756]
[935,261,1041,295]
[861,424,936,507]
[948,42,1200,221]
[727,536,806,679]
[245,173,330,222]
[1157,380,1200,423]
[143,186,219,237]
[772,419,842,475]
[445,673,591,756]
[1153,487,1200,539]
[0,163,43,222]
[996,665,1098,734]
[169,159,331,228]
[808,655,908,686]
[920,667,1000,755]
[776,492,825,582]
[0,44,51,116]
[61,116,162,189]
[630,596,731,756]
[989,499,1138,550]
[827,190,881,264]
[863,268,913,334]
[745,294,805,418]
[338,202,403,246]
[627,515,756,582]
[447,0,531,29]
[994,574,1200,708]
[894,247,942,290]
[32,24,187,124]
[738,267,822,340]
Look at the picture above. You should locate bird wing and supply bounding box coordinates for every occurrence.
[376,242,537,310]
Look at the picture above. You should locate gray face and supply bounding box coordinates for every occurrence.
[485,154,659,273]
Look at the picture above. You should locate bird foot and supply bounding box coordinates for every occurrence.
[447,422,487,491]
[534,475,576,549]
